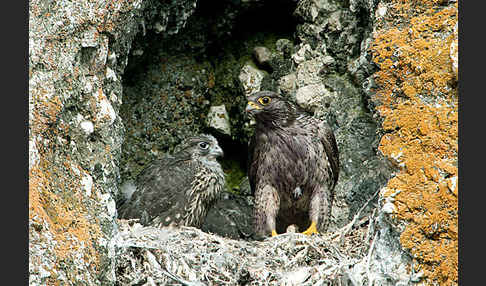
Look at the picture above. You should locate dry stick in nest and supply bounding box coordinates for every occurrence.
[365,208,377,245]
[332,188,381,243]
[366,232,379,286]
[160,266,206,286]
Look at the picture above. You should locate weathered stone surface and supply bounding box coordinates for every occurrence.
[239,63,266,96]
[295,83,333,113]
[295,56,326,87]
[345,188,416,286]
[275,38,294,58]
[253,46,272,67]
[292,43,314,65]
[278,73,297,94]
[207,104,232,136]
[29,0,200,285]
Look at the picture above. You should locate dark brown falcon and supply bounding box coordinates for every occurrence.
[118,134,225,228]
[245,91,339,238]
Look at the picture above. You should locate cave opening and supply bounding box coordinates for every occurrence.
[119,0,299,195]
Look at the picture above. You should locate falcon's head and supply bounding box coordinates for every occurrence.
[175,134,224,162]
[245,91,296,126]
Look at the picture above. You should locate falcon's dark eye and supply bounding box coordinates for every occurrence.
[198,142,209,149]
[258,96,271,105]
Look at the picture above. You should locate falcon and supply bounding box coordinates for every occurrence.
[245,91,339,238]
[118,134,225,228]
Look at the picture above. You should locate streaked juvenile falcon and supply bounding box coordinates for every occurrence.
[245,91,339,238]
[118,134,225,228]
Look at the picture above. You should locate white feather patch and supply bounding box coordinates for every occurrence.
[293,187,303,198]
[120,180,137,201]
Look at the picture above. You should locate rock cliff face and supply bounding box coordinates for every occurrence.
[29,0,458,285]
[370,1,458,284]
[29,0,200,284]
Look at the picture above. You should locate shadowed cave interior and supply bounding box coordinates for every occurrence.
[119,0,299,195]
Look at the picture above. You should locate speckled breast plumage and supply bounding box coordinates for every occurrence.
[118,134,225,229]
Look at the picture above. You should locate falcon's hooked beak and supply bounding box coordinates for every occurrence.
[210,144,224,158]
[245,101,262,114]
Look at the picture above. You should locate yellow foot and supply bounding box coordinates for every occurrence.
[271,229,278,237]
[302,221,319,236]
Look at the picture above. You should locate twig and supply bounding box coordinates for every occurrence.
[366,232,378,286]
[160,266,205,286]
[334,189,380,242]
[365,208,377,245]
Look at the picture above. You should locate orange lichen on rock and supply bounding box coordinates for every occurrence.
[29,156,102,278]
[370,1,458,285]
[29,95,102,281]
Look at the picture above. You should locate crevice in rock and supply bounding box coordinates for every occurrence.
[211,132,249,192]
[118,0,298,192]
[116,0,394,241]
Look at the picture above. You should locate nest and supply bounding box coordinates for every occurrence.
[115,206,378,286]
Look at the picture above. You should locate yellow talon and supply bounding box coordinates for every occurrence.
[302,221,319,236]
[271,229,278,237]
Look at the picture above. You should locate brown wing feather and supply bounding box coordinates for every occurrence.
[118,155,196,225]
[247,133,257,195]
[318,121,340,187]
